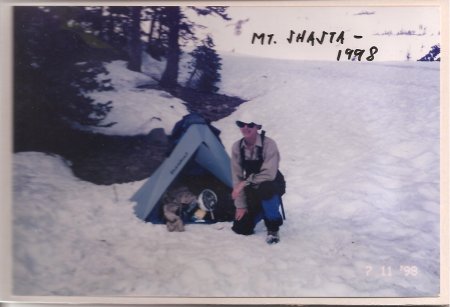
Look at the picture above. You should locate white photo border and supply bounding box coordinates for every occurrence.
[0,0,448,305]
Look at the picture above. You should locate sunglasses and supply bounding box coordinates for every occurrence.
[236,121,257,128]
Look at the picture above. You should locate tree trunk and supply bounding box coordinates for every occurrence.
[104,7,115,43]
[127,6,142,72]
[147,9,157,47]
[160,6,181,88]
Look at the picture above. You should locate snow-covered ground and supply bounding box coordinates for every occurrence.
[12,53,440,297]
[81,59,189,136]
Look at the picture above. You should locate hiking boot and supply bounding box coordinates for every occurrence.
[266,231,280,244]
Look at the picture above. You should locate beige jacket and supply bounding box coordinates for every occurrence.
[231,134,280,209]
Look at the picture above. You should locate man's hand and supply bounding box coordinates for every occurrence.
[235,208,247,221]
[232,181,247,200]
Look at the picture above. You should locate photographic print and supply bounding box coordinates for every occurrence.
[4,1,446,302]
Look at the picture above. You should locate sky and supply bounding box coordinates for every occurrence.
[188,6,441,61]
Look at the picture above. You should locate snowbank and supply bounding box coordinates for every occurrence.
[85,60,189,136]
[13,55,440,297]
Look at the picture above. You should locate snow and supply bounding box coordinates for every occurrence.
[12,54,440,298]
[83,60,189,136]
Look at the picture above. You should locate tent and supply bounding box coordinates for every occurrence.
[131,114,234,223]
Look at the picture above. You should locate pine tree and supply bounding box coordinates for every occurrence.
[144,7,166,60]
[14,6,115,151]
[159,6,231,89]
[160,6,182,88]
[418,44,440,61]
[187,36,222,93]
[127,6,143,72]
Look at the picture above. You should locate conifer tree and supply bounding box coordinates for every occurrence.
[127,6,143,72]
[159,6,231,89]
[160,6,182,88]
[14,6,115,151]
[187,36,222,93]
[418,44,440,61]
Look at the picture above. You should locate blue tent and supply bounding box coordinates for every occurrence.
[131,115,234,223]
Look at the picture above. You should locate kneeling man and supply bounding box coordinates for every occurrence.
[231,115,285,244]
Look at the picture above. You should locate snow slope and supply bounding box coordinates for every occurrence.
[12,54,440,297]
[83,59,189,136]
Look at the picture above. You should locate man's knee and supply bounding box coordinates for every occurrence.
[232,213,254,235]
[255,181,277,200]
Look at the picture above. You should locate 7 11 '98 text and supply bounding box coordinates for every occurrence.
[365,265,419,277]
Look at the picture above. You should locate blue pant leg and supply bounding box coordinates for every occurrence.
[262,194,283,231]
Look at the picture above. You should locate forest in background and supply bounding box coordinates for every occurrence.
[13,6,244,184]
[12,6,440,185]
[14,6,232,150]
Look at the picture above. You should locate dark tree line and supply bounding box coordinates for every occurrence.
[14,7,116,152]
[418,44,440,62]
[14,6,232,152]
[65,6,230,86]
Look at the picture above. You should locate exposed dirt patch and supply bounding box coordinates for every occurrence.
[168,85,246,122]
[138,84,246,122]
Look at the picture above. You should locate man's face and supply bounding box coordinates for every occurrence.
[240,124,258,139]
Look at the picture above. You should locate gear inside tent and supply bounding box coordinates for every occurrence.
[131,113,235,224]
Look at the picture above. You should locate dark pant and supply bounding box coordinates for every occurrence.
[232,181,283,235]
